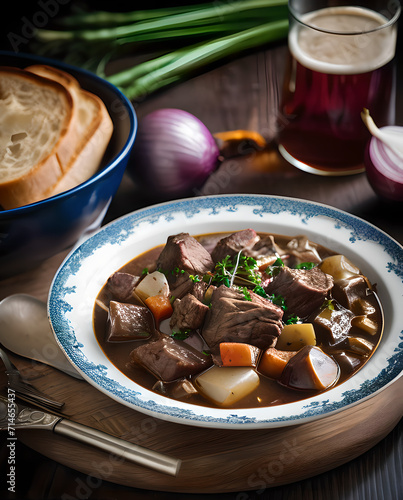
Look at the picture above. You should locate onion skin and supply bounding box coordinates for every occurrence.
[364,126,403,203]
[128,108,220,198]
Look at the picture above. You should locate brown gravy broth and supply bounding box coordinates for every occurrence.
[93,232,383,409]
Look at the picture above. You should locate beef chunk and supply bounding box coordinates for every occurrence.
[191,281,209,302]
[106,301,154,341]
[156,233,214,284]
[265,266,333,319]
[182,331,209,352]
[130,333,212,382]
[106,272,141,302]
[169,274,194,300]
[202,285,283,352]
[170,293,209,331]
[170,276,209,301]
[211,229,260,263]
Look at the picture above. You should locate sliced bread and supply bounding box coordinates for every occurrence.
[0,65,114,209]
[0,67,73,209]
[25,64,113,197]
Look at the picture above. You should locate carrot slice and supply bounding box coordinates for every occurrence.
[258,348,297,380]
[220,342,261,367]
[213,130,267,148]
[145,295,173,325]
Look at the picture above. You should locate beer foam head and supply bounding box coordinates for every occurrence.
[289,7,397,75]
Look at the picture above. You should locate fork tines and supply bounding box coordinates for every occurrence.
[0,347,65,412]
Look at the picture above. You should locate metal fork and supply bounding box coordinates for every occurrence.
[0,347,65,413]
[0,395,181,476]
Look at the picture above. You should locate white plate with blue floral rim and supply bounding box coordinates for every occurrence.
[48,194,403,429]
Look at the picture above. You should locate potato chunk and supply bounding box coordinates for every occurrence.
[351,315,378,335]
[194,366,260,407]
[276,323,316,351]
[346,337,374,355]
[319,255,360,280]
[134,271,169,302]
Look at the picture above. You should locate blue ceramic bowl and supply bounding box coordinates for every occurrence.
[0,51,137,278]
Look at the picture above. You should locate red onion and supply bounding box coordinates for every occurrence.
[129,108,220,197]
[362,109,403,203]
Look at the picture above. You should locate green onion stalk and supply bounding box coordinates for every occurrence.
[33,0,289,101]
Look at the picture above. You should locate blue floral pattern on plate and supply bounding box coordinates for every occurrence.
[48,195,403,429]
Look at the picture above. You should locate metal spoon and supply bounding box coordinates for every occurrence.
[0,294,82,379]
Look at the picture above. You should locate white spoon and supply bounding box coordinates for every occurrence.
[0,294,82,379]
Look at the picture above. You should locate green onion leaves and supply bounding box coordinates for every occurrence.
[33,1,289,100]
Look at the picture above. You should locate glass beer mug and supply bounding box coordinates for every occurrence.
[277,0,401,175]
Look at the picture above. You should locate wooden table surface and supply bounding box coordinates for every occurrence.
[1,6,403,499]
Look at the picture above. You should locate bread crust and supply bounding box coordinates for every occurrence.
[0,65,113,209]
[26,65,113,196]
[0,67,73,209]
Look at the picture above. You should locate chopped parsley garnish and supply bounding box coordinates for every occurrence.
[265,257,284,278]
[295,262,316,270]
[273,257,284,267]
[322,299,335,311]
[253,285,269,299]
[242,287,252,301]
[172,267,186,276]
[212,252,261,288]
[268,293,287,311]
[171,330,190,341]
[212,255,233,287]
[285,315,300,325]
[189,274,201,283]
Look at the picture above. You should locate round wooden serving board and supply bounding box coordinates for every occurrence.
[0,247,402,493]
[0,350,401,494]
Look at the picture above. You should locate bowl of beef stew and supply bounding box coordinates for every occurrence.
[48,194,403,428]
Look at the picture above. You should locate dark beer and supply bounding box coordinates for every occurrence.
[277,6,398,175]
